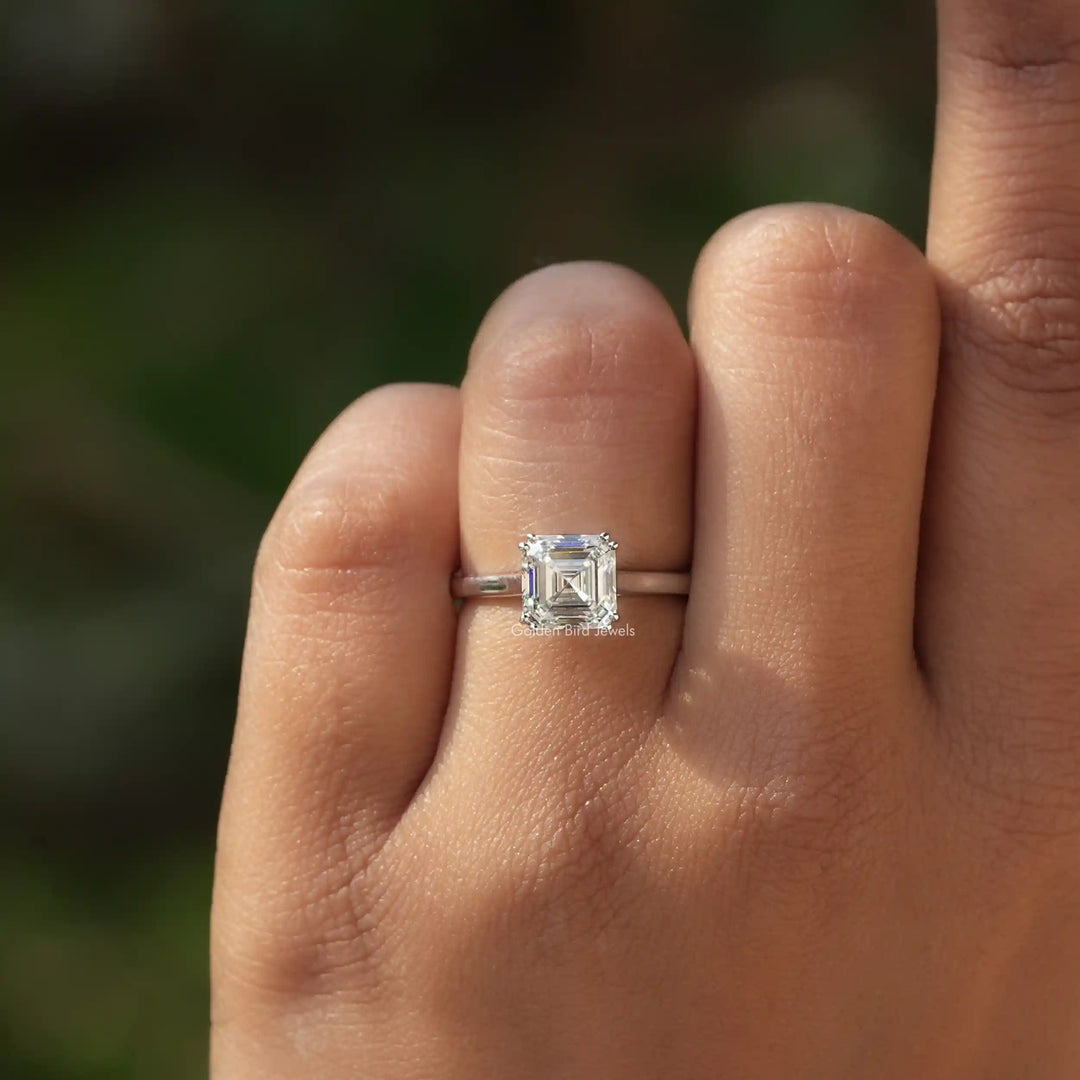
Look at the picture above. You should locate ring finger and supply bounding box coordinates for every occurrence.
[436,261,696,787]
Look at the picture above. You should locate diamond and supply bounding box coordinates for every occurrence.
[520,533,618,630]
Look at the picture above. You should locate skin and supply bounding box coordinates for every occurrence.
[211,0,1080,1075]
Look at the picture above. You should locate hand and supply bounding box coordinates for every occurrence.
[211,1,1080,1075]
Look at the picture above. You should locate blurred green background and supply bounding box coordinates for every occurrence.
[0,1,935,1075]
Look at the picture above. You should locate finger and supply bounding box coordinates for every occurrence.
[448,262,695,772]
[925,0,1080,720]
[212,384,459,1011]
[678,205,939,765]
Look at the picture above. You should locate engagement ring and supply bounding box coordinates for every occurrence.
[451,533,690,630]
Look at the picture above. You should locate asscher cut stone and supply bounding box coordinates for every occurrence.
[520,533,618,630]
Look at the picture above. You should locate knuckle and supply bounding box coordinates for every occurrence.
[710,696,900,883]
[669,662,899,882]
[951,14,1080,94]
[470,265,684,424]
[212,849,396,1006]
[255,383,456,588]
[480,315,659,422]
[949,255,1080,411]
[737,742,884,870]
[694,204,931,337]
[525,764,648,943]
[950,675,1080,846]
[668,754,888,933]
[534,803,642,948]
[721,789,884,926]
[486,311,621,409]
[951,741,1080,852]
[258,472,407,585]
[443,750,651,957]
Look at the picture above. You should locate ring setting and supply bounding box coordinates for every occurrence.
[521,532,619,630]
[451,533,690,630]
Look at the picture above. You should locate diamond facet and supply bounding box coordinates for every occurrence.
[520,533,617,630]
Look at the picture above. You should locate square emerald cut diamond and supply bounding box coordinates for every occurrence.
[520,533,618,630]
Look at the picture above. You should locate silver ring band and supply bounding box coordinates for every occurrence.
[452,570,690,599]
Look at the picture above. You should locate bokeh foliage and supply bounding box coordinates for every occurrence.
[0,1,934,1075]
